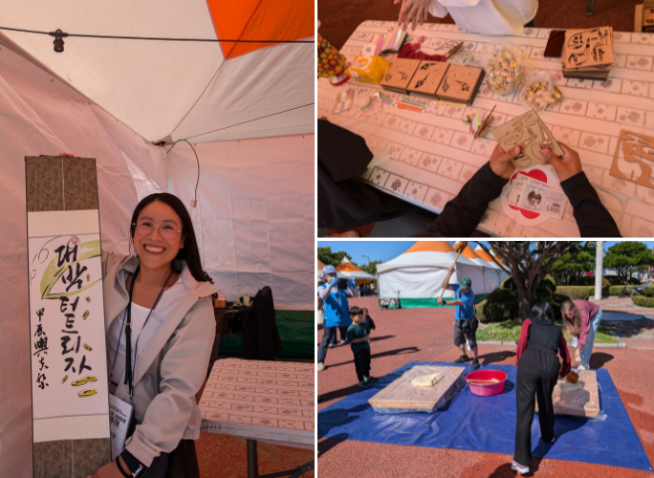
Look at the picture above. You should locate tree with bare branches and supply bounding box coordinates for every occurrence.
[477,242,586,319]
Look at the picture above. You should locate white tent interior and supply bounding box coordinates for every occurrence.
[377,242,500,305]
[0,4,313,475]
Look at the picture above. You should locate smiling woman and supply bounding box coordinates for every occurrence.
[90,193,217,478]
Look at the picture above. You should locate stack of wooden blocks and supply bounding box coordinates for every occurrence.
[380,58,485,106]
[562,27,614,80]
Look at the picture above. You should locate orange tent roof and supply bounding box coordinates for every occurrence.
[474,247,496,264]
[318,259,325,270]
[453,242,483,261]
[404,241,455,254]
[336,258,365,273]
[208,0,314,59]
[492,254,506,267]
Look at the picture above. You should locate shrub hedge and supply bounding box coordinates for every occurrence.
[572,276,610,287]
[633,295,654,307]
[555,287,590,301]
[608,285,639,296]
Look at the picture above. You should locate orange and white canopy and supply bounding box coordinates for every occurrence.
[377,241,502,300]
[0,0,314,143]
[336,258,375,280]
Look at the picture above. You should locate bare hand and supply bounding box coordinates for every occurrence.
[87,459,126,478]
[541,142,582,182]
[437,297,444,305]
[489,143,522,180]
[395,0,431,31]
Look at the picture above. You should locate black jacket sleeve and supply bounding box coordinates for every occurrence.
[426,162,507,237]
[559,172,621,237]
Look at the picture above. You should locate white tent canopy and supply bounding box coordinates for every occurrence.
[377,242,496,301]
[0,0,314,143]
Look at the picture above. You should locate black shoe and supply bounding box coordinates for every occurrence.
[366,376,379,382]
[471,358,480,370]
[455,354,470,364]
[543,436,556,444]
[358,380,372,388]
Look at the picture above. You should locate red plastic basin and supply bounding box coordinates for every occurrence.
[466,370,507,397]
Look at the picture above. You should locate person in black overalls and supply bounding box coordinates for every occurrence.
[512,302,572,475]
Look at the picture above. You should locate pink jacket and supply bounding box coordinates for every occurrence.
[573,300,599,348]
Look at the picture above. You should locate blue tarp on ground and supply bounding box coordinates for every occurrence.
[318,361,652,471]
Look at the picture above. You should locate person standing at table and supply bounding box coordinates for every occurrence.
[395,0,537,35]
[437,268,480,370]
[318,265,359,371]
[513,302,571,475]
[561,299,603,370]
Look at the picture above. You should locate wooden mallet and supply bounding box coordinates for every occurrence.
[439,241,468,301]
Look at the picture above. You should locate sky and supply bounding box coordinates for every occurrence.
[317,240,654,266]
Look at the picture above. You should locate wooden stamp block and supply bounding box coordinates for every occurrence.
[407,61,449,96]
[380,58,421,94]
[369,365,466,414]
[436,64,485,105]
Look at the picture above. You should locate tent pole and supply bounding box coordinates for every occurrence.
[595,241,604,300]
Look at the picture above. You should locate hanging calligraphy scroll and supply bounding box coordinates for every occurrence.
[25,156,111,477]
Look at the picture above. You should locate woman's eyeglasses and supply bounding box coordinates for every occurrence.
[133,220,181,241]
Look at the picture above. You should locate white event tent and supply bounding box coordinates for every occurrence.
[377,242,502,307]
[0,2,313,476]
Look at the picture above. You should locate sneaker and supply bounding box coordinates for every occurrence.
[339,339,347,345]
[365,376,379,382]
[511,460,529,475]
[454,354,470,364]
[317,362,325,371]
[574,355,582,363]
[471,358,480,370]
[577,362,590,371]
[543,436,556,444]
[358,380,372,388]
[328,343,336,348]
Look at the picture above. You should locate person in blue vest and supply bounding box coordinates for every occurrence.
[317,265,358,371]
[438,265,480,370]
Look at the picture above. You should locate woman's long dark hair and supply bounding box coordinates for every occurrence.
[130,193,213,284]
[529,301,555,324]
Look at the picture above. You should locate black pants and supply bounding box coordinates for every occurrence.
[318,326,337,363]
[514,345,560,467]
[330,326,348,344]
[354,348,371,382]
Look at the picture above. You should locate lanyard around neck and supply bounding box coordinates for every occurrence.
[110,266,174,399]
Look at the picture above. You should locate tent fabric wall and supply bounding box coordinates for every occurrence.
[0,43,167,478]
[166,134,314,311]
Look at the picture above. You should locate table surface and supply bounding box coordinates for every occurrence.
[318,21,654,237]
[199,358,314,448]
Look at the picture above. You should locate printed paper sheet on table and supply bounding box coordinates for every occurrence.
[368,365,466,414]
[199,358,314,449]
[318,22,654,236]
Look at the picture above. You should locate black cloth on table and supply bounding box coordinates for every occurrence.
[241,286,283,360]
[318,119,423,229]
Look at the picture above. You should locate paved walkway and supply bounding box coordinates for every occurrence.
[318,297,654,478]
[590,296,654,315]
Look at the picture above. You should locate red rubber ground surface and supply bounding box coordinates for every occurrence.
[318,297,654,477]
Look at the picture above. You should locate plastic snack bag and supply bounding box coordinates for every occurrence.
[482,44,524,95]
[333,88,354,114]
[345,55,391,84]
[519,71,563,111]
